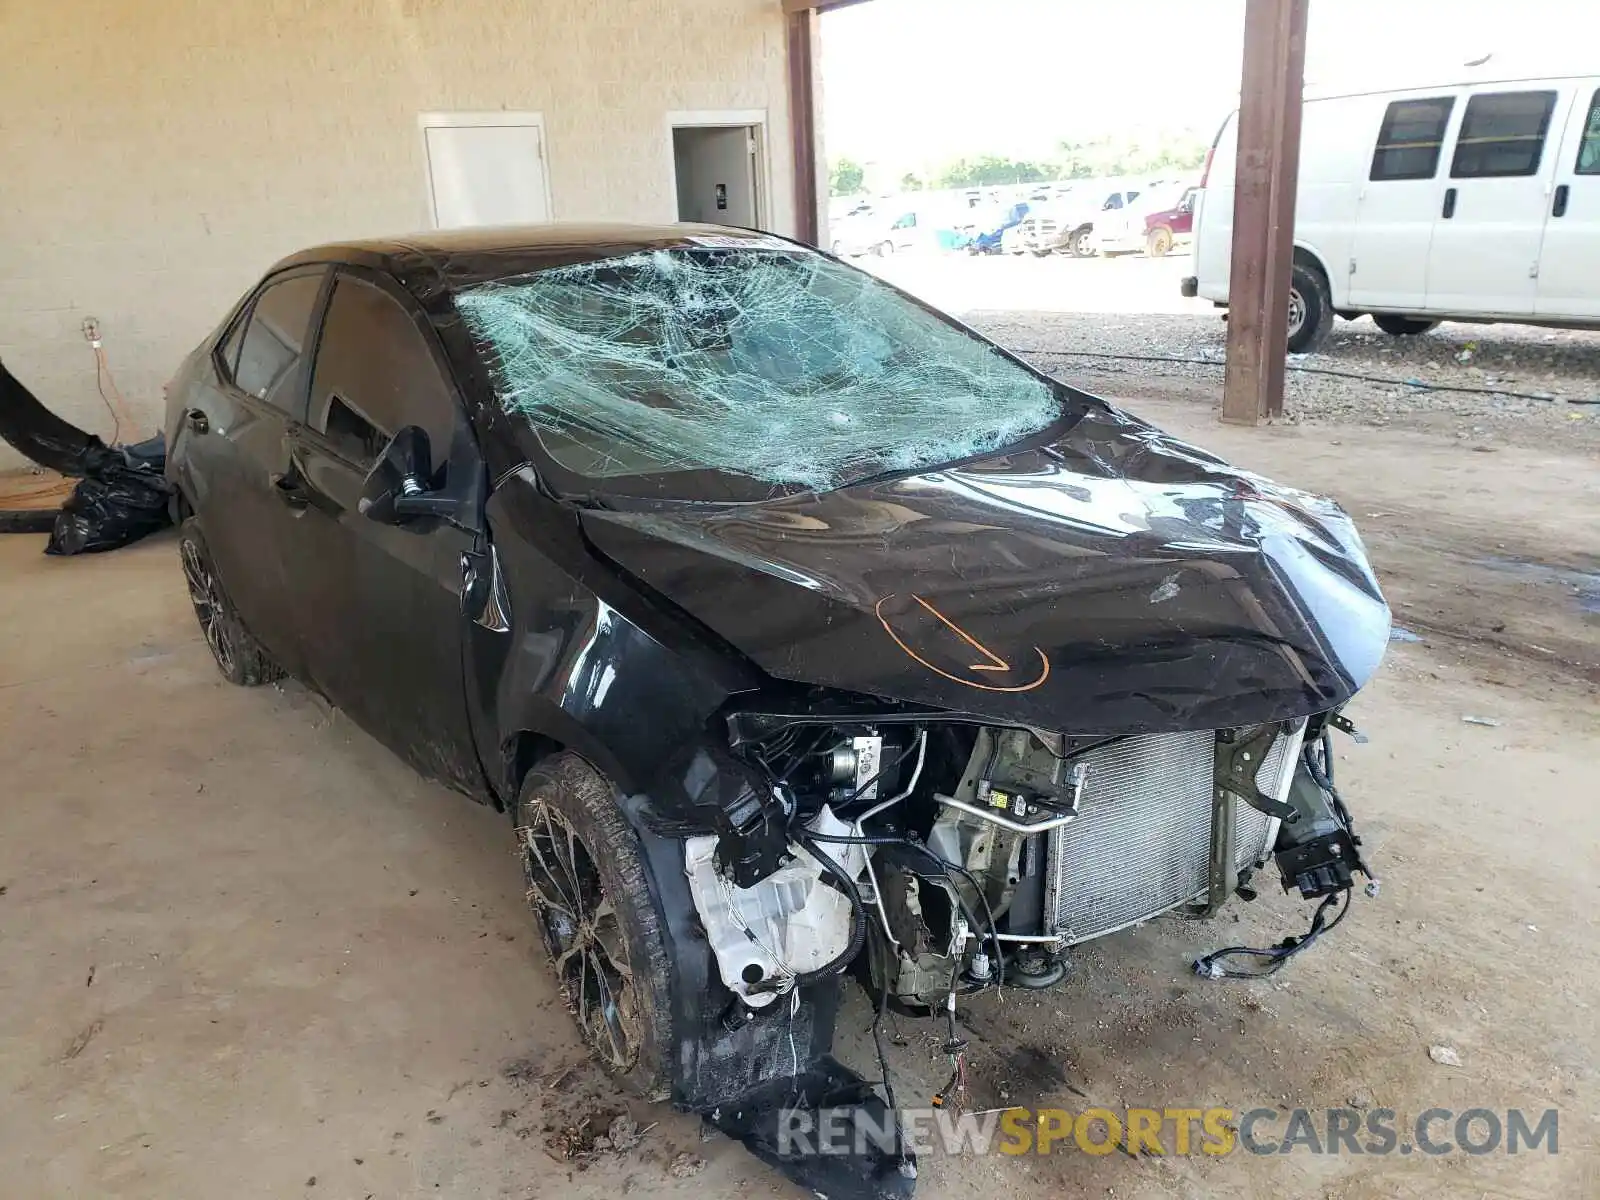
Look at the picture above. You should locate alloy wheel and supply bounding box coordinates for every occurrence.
[520,802,639,1072]
[180,538,236,675]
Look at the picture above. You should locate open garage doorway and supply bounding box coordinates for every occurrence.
[670,112,768,229]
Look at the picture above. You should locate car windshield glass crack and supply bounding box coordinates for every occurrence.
[454,247,1060,490]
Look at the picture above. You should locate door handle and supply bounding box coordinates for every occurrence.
[1553,183,1570,218]
[270,471,310,508]
[185,409,209,435]
[1441,187,1457,219]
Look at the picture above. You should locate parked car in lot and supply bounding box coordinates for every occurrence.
[1096,185,1198,256]
[832,206,966,256]
[1049,185,1148,257]
[1187,71,1600,351]
[1003,208,1063,255]
[966,200,1032,253]
[164,222,1385,1199]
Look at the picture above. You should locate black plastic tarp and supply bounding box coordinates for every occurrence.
[0,358,172,554]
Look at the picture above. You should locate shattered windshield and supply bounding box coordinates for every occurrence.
[454,244,1062,494]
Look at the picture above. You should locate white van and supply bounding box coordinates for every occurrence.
[1184,73,1600,351]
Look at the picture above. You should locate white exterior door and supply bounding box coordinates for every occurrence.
[1348,93,1459,310]
[1536,82,1600,319]
[423,118,551,229]
[1423,88,1565,316]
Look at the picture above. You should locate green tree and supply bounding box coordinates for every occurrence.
[1055,133,1208,179]
[933,155,1058,189]
[900,172,926,191]
[829,157,865,196]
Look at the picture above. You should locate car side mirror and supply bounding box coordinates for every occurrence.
[359,425,468,528]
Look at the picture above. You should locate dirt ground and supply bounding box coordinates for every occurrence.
[2,312,1597,1197]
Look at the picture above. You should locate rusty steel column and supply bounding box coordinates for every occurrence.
[1220,0,1309,425]
[785,6,821,246]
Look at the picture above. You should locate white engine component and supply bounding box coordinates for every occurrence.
[684,806,866,1008]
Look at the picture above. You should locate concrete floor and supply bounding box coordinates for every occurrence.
[2,400,1596,1198]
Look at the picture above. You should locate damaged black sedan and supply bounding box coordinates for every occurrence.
[165,223,1386,1198]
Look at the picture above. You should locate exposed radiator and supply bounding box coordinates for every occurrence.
[1043,725,1303,945]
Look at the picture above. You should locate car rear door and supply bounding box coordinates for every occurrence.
[1535,82,1600,319]
[185,266,329,676]
[278,269,485,793]
[1424,86,1568,316]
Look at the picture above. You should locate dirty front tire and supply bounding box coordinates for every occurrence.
[178,517,285,686]
[1286,262,1334,354]
[1069,225,1096,258]
[1146,226,1174,257]
[1372,313,1440,336]
[516,754,673,1101]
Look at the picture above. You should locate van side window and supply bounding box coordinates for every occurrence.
[1369,97,1454,180]
[1450,90,1557,178]
[1578,89,1600,175]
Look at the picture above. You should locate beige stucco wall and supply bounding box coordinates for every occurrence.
[0,0,796,466]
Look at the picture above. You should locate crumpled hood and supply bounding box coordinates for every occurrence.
[578,404,1390,734]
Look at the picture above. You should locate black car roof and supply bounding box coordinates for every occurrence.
[272,222,794,305]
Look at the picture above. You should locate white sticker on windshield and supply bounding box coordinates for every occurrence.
[686,234,789,250]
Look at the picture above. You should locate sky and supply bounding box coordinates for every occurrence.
[821,0,1600,173]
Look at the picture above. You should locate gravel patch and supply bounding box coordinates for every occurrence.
[969,310,1600,452]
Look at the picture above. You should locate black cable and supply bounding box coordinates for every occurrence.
[867,926,899,1114]
[1011,346,1600,404]
[1193,887,1351,979]
[786,833,868,986]
[1301,732,1371,878]
[774,726,835,784]
[804,830,1007,989]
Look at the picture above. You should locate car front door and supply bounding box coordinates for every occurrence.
[1536,82,1600,319]
[278,269,485,793]
[189,267,329,677]
[1348,93,1458,310]
[1425,87,1567,316]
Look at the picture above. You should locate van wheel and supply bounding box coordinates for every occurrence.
[1372,314,1440,336]
[1069,226,1096,258]
[873,240,894,257]
[178,518,285,686]
[516,754,673,1101]
[1146,226,1174,257]
[1287,262,1333,353]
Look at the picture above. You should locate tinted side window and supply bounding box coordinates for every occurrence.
[1103,194,1122,210]
[233,273,325,411]
[1451,90,1557,178]
[308,276,457,466]
[1578,88,1600,175]
[1370,96,1455,180]
[218,309,248,378]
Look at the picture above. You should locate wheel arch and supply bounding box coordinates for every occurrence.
[1292,243,1341,307]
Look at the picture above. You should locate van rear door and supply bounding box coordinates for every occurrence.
[1424,87,1568,316]
[1348,93,1459,311]
[1535,82,1600,319]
